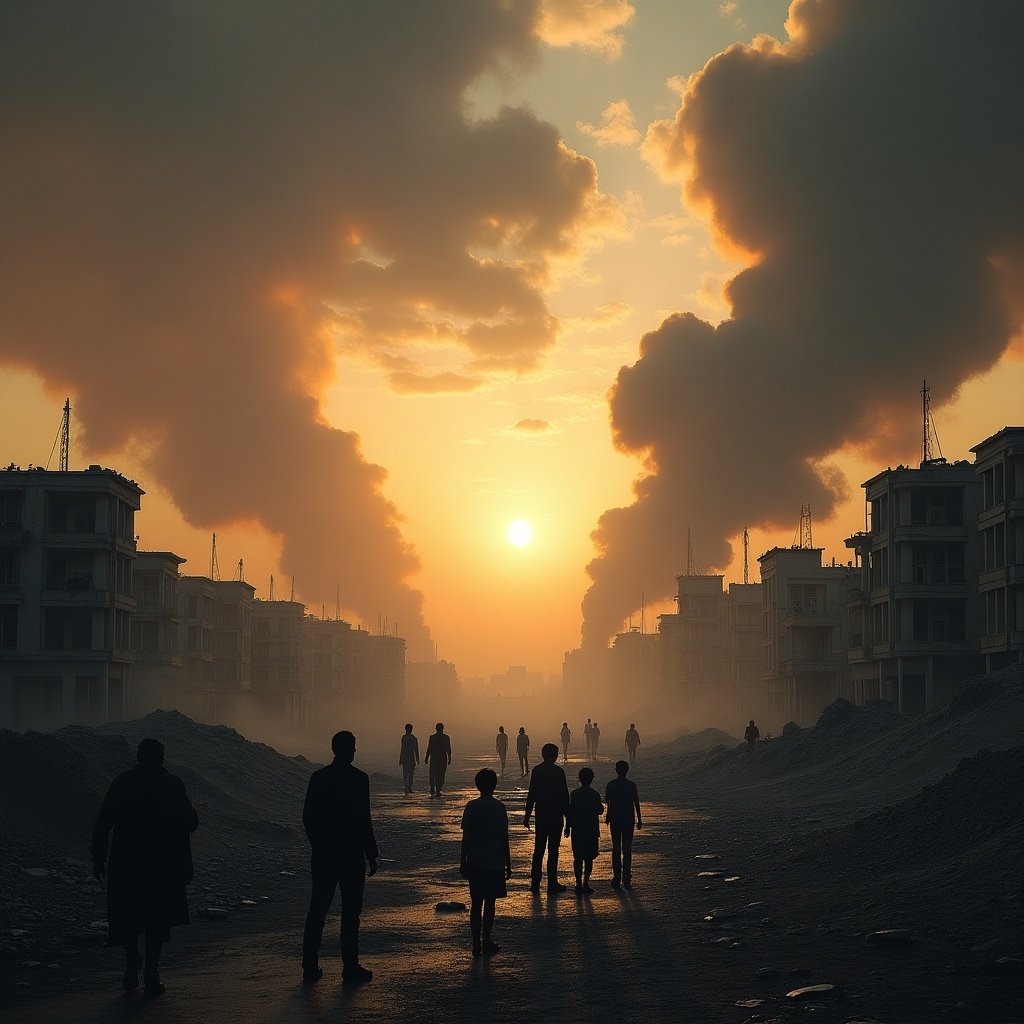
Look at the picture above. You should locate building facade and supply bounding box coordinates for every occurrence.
[130,550,185,716]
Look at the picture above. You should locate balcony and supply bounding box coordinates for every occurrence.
[41,580,110,606]
[893,582,969,601]
[847,645,872,663]
[0,527,30,545]
[892,524,967,544]
[782,608,839,628]
[779,657,843,675]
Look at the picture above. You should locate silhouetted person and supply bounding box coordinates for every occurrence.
[560,722,571,760]
[425,722,452,797]
[495,725,509,773]
[566,767,603,895]
[91,737,199,998]
[524,743,570,893]
[604,759,642,889]
[591,722,601,760]
[460,768,512,956]
[516,726,530,776]
[744,719,760,752]
[583,718,593,759]
[399,724,420,794]
[301,730,378,986]
[624,723,641,765]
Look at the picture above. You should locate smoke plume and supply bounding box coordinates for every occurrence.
[0,1,617,658]
[582,0,1024,647]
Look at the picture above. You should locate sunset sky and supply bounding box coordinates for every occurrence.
[2,1,1022,681]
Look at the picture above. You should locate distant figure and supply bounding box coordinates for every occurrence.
[566,767,603,895]
[495,726,509,774]
[425,723,452,797]
[624,723,641,765]
[460,768,512,956]
[583,718,593,759]
[604,759,642,890]
[744,720,760,752]
[301,730,378,985]
[524,743,570,893]
[591,722,601,760]
[516,726,531,776]
[91,737,199,998]
[399,724,420,794]
[559,722,571,760]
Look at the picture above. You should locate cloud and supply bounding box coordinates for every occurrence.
[513,418,552,432]
[562,301,634,333]
[577,99,641,148]
[0,0,616,657]
[388,371,484,395]
[718,1,746,30]
[537,0,636,58]
[582,0,1024,647]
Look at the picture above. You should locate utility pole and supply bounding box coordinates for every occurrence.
[269,574,275,601]
[742,527,749,585]
[210,533,220,581]
[799,504,813,549]
[59,399,70,472]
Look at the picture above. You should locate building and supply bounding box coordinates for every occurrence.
[251,598,311,731]
[0,465,142,729]
[844,459,983,713]
[666,573,729,714]
[759,547,850,727]
[727,582,764,720]
[406,660,459,716]
[130,550,185,716]
[971,427,1024,671]
[607,628,660,705]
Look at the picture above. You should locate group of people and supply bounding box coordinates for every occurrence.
[91,727,645,994]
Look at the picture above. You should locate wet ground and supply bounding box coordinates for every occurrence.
[3,748,1021,1024]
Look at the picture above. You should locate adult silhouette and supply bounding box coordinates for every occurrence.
[583,718,593,759]
[524,743,570,893]
[91,737,199,998]
[559,722,571,761]
[424,723,452,797]
[604,759,642,890]
[591,722,601,760]
[495,725,509,773]
[744,719,760,752]
[399,724,420,794]
[301,731,379,985]
[516,726,530,776]
[624,723,641,765]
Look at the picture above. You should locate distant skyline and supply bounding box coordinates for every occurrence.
[2,1,1022,680]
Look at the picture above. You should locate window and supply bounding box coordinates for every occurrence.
[985,589,1006,636]
[0,490,23,528]
[0,547,18,586]
[870,495,888,533]
[983,524,1006,572]
[0,607,16,648]
[47,494,96,533]
[912,601,965,643]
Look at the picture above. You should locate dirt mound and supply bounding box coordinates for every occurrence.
[655,728,739,756]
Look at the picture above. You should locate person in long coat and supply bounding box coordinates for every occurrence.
[91,737,199,997]
[566,766,603,894]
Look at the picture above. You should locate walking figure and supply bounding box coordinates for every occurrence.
[495,725,509,774]
[744,719,760,752]
[516,726,530,776]
[559,722,571,761]
[524,743,570,893]
[460,768,512,956]
[91,737,199,998]
[425,723,452,797]
[604,759,642,890]
[399,724,419,794]
[591,722,601,760]
[566,767,603,894]
[301,730,378,986]
[583,718,593,760]
[624,723,641,765]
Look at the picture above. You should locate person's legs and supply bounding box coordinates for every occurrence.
[429,762,439,795]
[142,927,164,993]
[530,829,546,888]
[435,761,447,795]
[545,824,562,886]
[123,937,141,991]
[337,864,367,973]
[470,895,483,953]
[621,825,635,886]
[610,827,623,886]
[574,856,583,888]
[583,858,594,892]
[482,899,498,953]
[302,860,339,973]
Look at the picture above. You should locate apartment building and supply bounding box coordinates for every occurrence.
[727,582,764,719]
[759,547,850,727]
[0,466,142,729]
[252,598,312,730]
[130,550,185,715]
[607,628,660,705]
[971,427,1024,671]
[845,460,983,713]
[668,574,728,713]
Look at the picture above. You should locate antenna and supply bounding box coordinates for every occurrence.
[210,533,220,581]
[236,558,244,582]
[269,574,275,601]
[742,527,749,585]
[686,528,701,576]
[920,379,945,465]
[290,575,295,602]
[59,399,70,471]
[800,504,813,548]
[640,591,646,634]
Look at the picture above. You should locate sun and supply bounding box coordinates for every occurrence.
[506,518,533,548]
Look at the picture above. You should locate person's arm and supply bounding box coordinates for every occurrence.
[424,738,431,763]
[414,737,420,765]
[633,784,642,830]
[90,776,120,881]
[446,735,452,765]
[560,772,571,819]
[524,775,535,826]
[603,782,611,823]
[459,806,471,878]
[363,775,379,875]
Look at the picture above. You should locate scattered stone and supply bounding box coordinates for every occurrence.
[781,722,801,738]
[697,871,724,878]
[21,868,51,879]
[88,920,107,932]
[785,984,837,1001]
[990,956,1023,974]
[710,936,734,945]
[19,961,42,969]
[735,998,765,1008]
[7,930,30,938]
[15,981,29,988]
[746,902,768,910]
[434,901,467,913]
[279,870,297,876]
[694,854,720,861]
[197,907,229,920]
[866,929,915,946]
[725,876,741,883]
[760,918,778,928]
[240,899,257,906]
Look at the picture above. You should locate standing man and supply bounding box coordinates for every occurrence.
[495,725,509,774]
[624,723,641,765]
[583,718,593,760]
[591,722,602,760]
[744,719,760,752]
[604,759,642,890]
[91,737,199,998]
[515,726,531,776]
[559,722,571,761]
[524,743,570,894]
[425,722,452,797]
[301,731,378,986]
[399,723,420,794]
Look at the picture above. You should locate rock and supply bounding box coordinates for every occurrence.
[21,868,51,879]
[434,901,467,913]
[990,956,1023,974]
[694,853,719,860]
[6,929,30,938]
[785,984,837,1000]
[781,721,801,738]
[19,960,43,969]
[725,876,741,883]
[760,918,778,928]
[240,899,257,906]
[279,870,297,876]
[736,998,765,1008]
[710,936,733,945]
[696,871,724,878]
[88,920,108,931]
[746,901,768,910]
[197,907,229,920]
[866,929,915,945]
[704,909,736,922]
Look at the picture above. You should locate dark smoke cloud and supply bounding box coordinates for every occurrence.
[582,0,1024,647]
[0,1,615,658]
